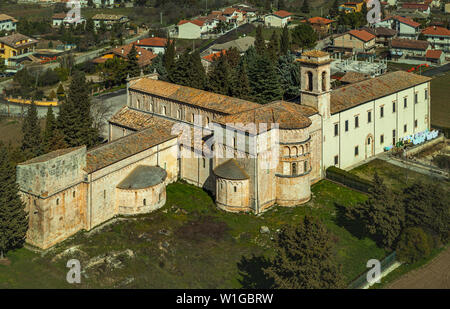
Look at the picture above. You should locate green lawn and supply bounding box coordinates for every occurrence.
[430,71,450,130]
[0,180,385,289]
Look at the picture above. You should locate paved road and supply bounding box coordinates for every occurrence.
[387,247,450,289]
[422,63,450,77]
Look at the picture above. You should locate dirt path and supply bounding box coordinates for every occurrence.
[387,247,450,289]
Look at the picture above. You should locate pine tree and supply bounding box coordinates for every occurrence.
[127,44,140,78]
[280,24,290,55]
[278,53,300,101]
[42,106,58,153]
[254,25,266,56]
[291,24,318,50]
[264,216,345,289]
[0,144,28,259]
[21,101,42,159]
[169,50,192,87]
[301,0,310,14]
[349,173,404,249]
[248,54,282,104]
[58,71,98,148]
[267,30,280,62]
[278,0,286,10]
[208,51,232,95]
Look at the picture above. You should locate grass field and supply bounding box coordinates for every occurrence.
[0,180,386,289]
[0,117,46,148]
[349,158,449,192]
[430,71,450,129]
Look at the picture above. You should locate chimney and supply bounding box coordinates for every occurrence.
[137,39,140,44]
[121,48,124,54]
[433,26,436,30]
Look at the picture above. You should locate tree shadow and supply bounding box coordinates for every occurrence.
[237,254,274,289]
[334,203,368,239]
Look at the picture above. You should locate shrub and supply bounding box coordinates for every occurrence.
[432,155,450,171]
[326,166,373,193]
[396,227,433,264]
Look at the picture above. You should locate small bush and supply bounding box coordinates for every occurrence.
[432,155,450,171]
[396,227,433,264]
[326,166,373,193]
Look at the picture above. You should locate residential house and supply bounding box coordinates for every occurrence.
[421,26,450,55]
[446,3,450,14]
[92,14,128,29]
[0,33,38,65]
[264,10,293,28]
[177,19,205,39]
[399,2,430,15]
[332,29,376,53]
[222,7,247,26]
[92,43,157,68]
[361,26,397,46]
[339,1,364,13]
[307,17,334,36]
[375,16,420,39]
[134,37,170,55]
[425,49,445,64]
[92,0,115,8]
[201,49,226,71]
[0,14,17,32]
[52,12,86,28]
[210,36,255,55]
[390,38,429,58]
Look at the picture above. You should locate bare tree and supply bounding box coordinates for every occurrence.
[91,98,114,139]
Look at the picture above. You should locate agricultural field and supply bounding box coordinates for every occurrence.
[430,70,450,130]
[0,180,386,289]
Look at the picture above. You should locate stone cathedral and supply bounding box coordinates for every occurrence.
[16,51,431,249]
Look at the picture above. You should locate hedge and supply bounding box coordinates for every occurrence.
[326,166,374,193]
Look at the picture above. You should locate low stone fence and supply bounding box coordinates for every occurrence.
[403,135,445,157]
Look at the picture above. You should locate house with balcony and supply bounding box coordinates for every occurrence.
[307,17,334,36]
[52,12,86,28]
[92,14,128,29]
[390,38,429,58]
[134,37,171,55]
[339,1,364,14]
[0,14,17,32]
[0,33,38,65]
[421,26,450,56]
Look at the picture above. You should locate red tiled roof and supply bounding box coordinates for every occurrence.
[135,37,168,47]
[422,26,450,36]
[272,10,293,18]
[401,3,429,11]
[129,78,261,115]
[425,49,443,59]
[110,43,157,67]
[393,15,420,28]
[307,17,334,25]
[330,71,431,114]
[349,29,376,42]
[202,50,226,62]
[178,19,204,27]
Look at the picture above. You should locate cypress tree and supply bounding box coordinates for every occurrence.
[254,25,266,56]
[127,44,140,78]
[163,37,176,72]
[267,30,280,62]
[208,52,232,96]
[0,144,28,259]
[58,71,98,148]
[21,100,42,159]
[41,106,67,153]
[264,216,345,289]
[280,24,290,55]
[231,60,252,101]
[189,51,207,90]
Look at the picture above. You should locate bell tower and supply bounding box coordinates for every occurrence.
[298,50,332,119]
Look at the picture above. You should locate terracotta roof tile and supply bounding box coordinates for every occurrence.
[391,38,428,50]
[86,120,177,173]
[202,50,226,62]
[0,33,37,48]
[307,17,334,24]
[330,71,431,114]
[109,106,168,130]
[129,78,260,115]
[349,29,376,42]
[339,71,370,84]
[422,26,450,36]
[0,13,17,23]
[214,101,316,132]
[425,49,443,59]
[135,37,169,47]
[18,146,85,165]
[110,43,157,67]
[213,159,249,180]
[178,19,204,27]
[392,15,420,28]
[272,10,293,18]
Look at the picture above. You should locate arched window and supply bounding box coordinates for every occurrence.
[206,117,210,126]
[322,71,327,92]
[202,158,206,168]
[137,99,141,109]
[304,161,308,172]
[234,186,237,192]
[307,71,313,91]
[283,146,290,157]
[143,199,146,206]
[300,145,304,155]
[150,103,153,112]
[191,113,195,122]
[56,198,59,205]
[292,146,298,157]
[292,162,297,175]
[177,109,181,119]
[162,106,167,115]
